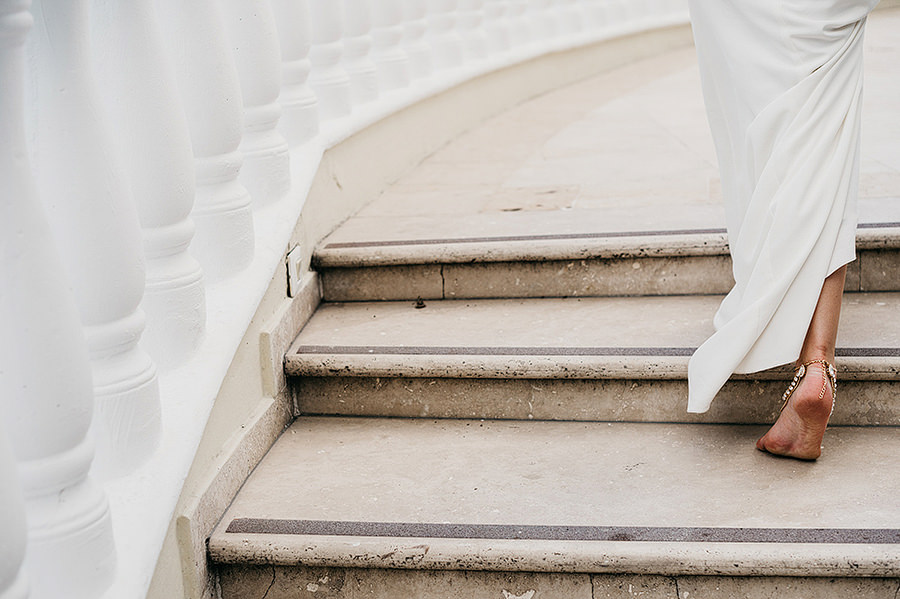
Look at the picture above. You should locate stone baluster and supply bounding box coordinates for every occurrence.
[603,0,627,31]
[557,0,584,35]
[0,8,33,571]
[661,0,681,19]
[631,0,649,24]
[25,0,160,479]
[583,0,608,34]
[370,0,411,91]
[426,0,463,70]
[529,0,562,43]
[220,0,291,206]
[636,0,653,23]
[457,0,488,61]
[342,0,380,104]
[90,0,205,367]
[1,188,117,599]
[0,431,28,599]
[272,0,320,145]
[308,0,352,120]
[507,0,532,48]
[483,0,511,56]
[3,2,117,595]
[156,0,255,282]
[400,0,432,79]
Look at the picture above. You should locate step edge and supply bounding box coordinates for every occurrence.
[208,533,900,577]
[284,353,900,381]
[313,226,900,268]
[313,233,730,268]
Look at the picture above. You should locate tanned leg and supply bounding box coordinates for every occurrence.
[756,265,847,460]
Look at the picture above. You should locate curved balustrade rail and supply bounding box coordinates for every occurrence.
[0,0,689,597]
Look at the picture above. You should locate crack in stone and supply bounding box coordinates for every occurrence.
[674,577,681,599]
[893,579,900,599]
[440,264,446,298]
[260,565,276,599]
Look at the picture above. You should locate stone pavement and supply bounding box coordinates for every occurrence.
[324,9,898,247]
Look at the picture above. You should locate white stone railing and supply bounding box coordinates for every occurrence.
[0,0,689,597]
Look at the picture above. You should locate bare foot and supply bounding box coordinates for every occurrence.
[756,363,834,460]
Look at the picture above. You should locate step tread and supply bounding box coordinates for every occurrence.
[315,220,900,268]
[285,293,900,379]
[209,416,900,576]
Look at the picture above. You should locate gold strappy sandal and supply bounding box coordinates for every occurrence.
[780,359,837,414]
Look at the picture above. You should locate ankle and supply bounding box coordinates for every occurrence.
[798,347,835,366]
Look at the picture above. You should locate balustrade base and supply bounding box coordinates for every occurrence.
[90,358,161,480]
[240,143,292,207]
[0,572,29,599]
[142,267,206,369]
[280,90,321,146]
[25,478,115,599]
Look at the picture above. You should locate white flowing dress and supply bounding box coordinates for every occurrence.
[687,0,879,413]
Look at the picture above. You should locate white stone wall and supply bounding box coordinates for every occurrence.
[0,0,689,597]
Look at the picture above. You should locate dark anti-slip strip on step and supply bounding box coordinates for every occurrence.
[322,222,900,250]
[859,222,900,229]
[226,519,900,544]
[292,345,900,358]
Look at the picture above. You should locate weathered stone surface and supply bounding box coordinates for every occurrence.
[592,575,678,599]
[217,566,900,598]
[676,575,900,599]
[294,377,900,426]
[218,565,594,599]
[860,249,900,292]
[321,265,444,302]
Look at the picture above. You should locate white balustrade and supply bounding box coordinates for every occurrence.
[483,0,511,55]
[342,0,380,104]
[400,0,432,79]
[90,0,206,367]
[457,0,488,61]
[370,0,411,90]
[272,0,321,145]
[556,0,584,35]
[0,431,28,599]
[628,0,649,25]
[25,0,161,480]
[508,0,532,47]
[3,3,117,595]
[602,0,627,31]
[583,0,608,33]
[426,0,464,70]
[0,6,33,565]
[2,185,118,599]
[155,0,256,282]
[309,0,352,120]
[219,0,291,206]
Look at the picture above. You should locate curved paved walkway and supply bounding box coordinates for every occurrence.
[327,8,899,246]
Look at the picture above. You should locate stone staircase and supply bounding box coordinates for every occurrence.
[207,29,900,599]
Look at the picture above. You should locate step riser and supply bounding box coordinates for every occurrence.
[292,377,900,425]
[218,565,900,599]
[317,248,900,301]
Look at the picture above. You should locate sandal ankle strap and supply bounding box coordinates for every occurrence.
[780,359,837,413]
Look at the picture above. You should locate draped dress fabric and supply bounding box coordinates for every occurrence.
[686,0,879,413]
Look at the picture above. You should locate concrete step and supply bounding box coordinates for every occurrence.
[285,293,900,425]
[209,416,900,598]
[310,14,900,303]
[314,221,900,301]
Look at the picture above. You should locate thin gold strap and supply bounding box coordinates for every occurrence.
[780,359,837,413]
